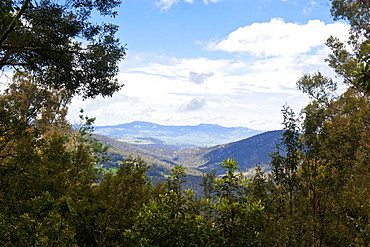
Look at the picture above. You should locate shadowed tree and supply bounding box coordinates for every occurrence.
[0,0,125,98]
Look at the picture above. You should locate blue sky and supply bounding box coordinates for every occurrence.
[68,0,350,130]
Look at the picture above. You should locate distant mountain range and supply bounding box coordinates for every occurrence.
[94,121,264,149]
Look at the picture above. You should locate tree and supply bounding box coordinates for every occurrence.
[200,169,216,199]
[269,105,302,246]
[0,0,125,98]
[125,165,212,247]
[0,75,107,245]
[209,159,265,246]
[327,0,370,93]
[298,85,370,246]
[287,1,370,244]
[93,156,154,246]
[0,1,126,244]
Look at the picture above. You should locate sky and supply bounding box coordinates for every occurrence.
[68,0,350,130]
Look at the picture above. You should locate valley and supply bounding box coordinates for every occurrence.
[94,129,283,179]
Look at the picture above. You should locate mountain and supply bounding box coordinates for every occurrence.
[196,130,283,173]
[94,130,283,176]
[93,121,263,149]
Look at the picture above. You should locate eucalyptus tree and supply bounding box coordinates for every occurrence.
[286,1,370,244]
[328,0,370,93]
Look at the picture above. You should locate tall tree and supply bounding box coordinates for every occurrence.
[269,105,302,246]
[0,0,125,98]
[288,1,370,244]
[0,75,105,245]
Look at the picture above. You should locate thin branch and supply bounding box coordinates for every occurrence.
[0,0,32,70]
[1,45,84,54]
[0,48,11,67]
[0,62,29,66]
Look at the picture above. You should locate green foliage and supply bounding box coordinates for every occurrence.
[331,0,370,38]
[297,72,338,104]
[90,156,153,246]
[327,0,370,93]
[353,43,370,93]
[209,159,265,246]
[0,74,110,245]
[200,169,216,199]
[0,0,125,98]
[125,161,266,246]
[125,165,211,247]
[270,105,301,189]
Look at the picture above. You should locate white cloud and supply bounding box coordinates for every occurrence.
[156,0,221,11]
[206,18,349,57]
[189,71,214,84]
[179,98,206,112]
[68,42,340,130]
[155,0,180,12]
[203,0,222,5]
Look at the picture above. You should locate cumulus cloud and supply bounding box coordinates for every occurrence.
[206,18,349,57]
[179,98,206,112]
[189,71,214,84]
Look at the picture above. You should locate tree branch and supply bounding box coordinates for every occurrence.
[0,0,32,46]
[1,44,84,54]
[0,62,29,66]
[0,0,32,70]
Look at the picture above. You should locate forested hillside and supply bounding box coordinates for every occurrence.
[94,130,282,175]
[1,0,369,246]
